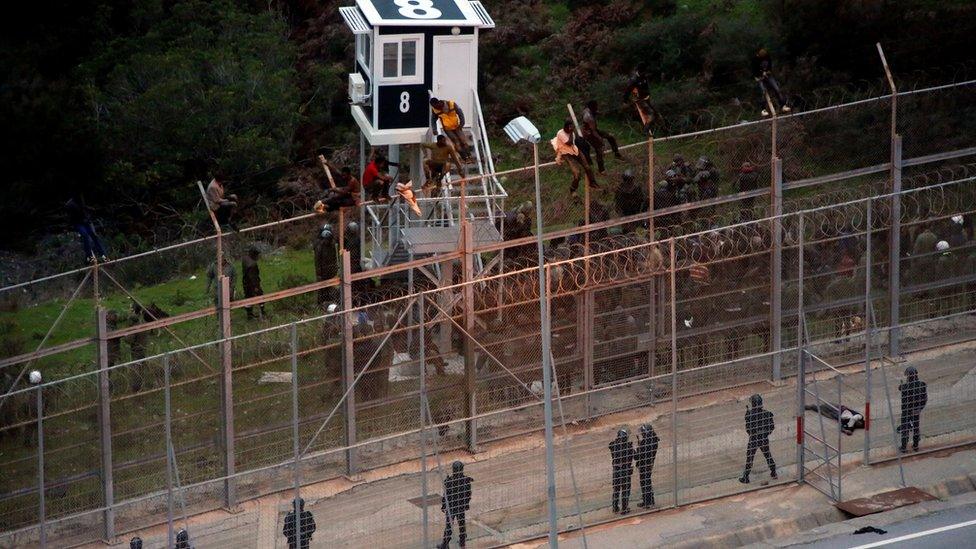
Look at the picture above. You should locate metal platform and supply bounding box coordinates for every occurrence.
[400,219,501,255]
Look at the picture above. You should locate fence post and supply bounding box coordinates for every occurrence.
[95,307,115,541]
[669,238,678,508]
[864,200,873,465]
[770,158,784,381]
[461,221,478,452]
[36,383,46,548]
[340,250,358,476]
[796,213,806,483]
[647,136,657,384]
[163,354,175,549]
[290,324,302,505]
[419,292,430,547]
[218,276,237,509]
[888,136,903,358]
[583,289,594,418]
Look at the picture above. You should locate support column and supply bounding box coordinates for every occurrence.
[36,385,46,548]
[218,277,237,509]
[796,213,806,483]
[864,200,873,465]
[95,307,115,541]
[340,251,358,475]
[647,136,657,383]
[583,289,594,418]
[888,136,903,358]
[669,239,678,507]
[461,222,477,451]
[359,132,367,261]
[770,158,784,381]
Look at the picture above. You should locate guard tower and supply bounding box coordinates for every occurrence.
[339,0,506,268]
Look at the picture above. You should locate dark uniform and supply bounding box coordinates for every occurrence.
[283,497,316,549]
[740,394,777,483]
[242,247,265,319]
[636,424,659,508]
[313,224,339,306]
[440,461,473,549]
[609,429,635,514]
[898,366,928,452]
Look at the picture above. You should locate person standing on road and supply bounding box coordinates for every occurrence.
[898,366,928,452]
[174,528,194,549]
[739,394,777,484]
[609,428,635,514]
[636,423,659,508]
[439,460,473,549]
[283,497,316,549]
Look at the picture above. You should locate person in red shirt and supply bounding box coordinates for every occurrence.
[362,155,392,202]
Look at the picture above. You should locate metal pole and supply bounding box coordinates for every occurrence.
[837,374,843,501]
[864,200,873,465]
[290,324,301,505]
[95,307,115,541]
[340,250,358,475]
[669,238,678,508]
[888,136,903,358]
[877,43,902,359]
[36,384,46,549]
[461,222,477,452]
[419,292,430,547]
[647,135,657,381]
[770,158,784,381]
[533,142,559,547]
[218,276,237,509]
[164,354,175,549]
[796,213,805,483]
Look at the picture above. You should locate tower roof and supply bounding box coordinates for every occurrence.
[354,0,494,28]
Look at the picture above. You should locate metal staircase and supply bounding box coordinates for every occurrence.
[366,88,507,269]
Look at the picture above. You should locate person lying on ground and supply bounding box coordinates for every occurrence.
[804,401,865,435]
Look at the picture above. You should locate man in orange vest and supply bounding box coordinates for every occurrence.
[430,97,472,161]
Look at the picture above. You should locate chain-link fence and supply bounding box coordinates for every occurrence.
[3,78,976,547]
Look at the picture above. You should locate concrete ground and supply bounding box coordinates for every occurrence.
[89,343,976,549]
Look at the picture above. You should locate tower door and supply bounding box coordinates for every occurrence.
[432,36,477,128]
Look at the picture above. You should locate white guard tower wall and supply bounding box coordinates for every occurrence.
[340,0,505,268]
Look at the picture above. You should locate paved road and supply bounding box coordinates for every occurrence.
[801,504,976,549]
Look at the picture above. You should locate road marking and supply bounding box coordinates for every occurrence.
[849,517,976,548]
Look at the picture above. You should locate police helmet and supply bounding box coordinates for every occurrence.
[452,460,464,474]
[319,224,333,240]
[617,428,628,440]
[750,394,763,408]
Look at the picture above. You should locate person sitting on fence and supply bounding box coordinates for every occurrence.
[430,98,472,161]
[66,194,108,264]
[552,119,599,198]
[206,176,238,231]
[805,401,865,436]
[314,158,361,213]
[422,134,465,193]
[581,99,623,173]
[362,154,393,203]
[394,173,423,216]
[751,47,791,116]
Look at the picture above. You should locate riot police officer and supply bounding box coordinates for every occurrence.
[636,423,659,508]
[609,429,635,514]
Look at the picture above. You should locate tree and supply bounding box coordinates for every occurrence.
[85,0,300,210]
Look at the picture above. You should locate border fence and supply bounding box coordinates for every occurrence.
[1,74,976,547]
